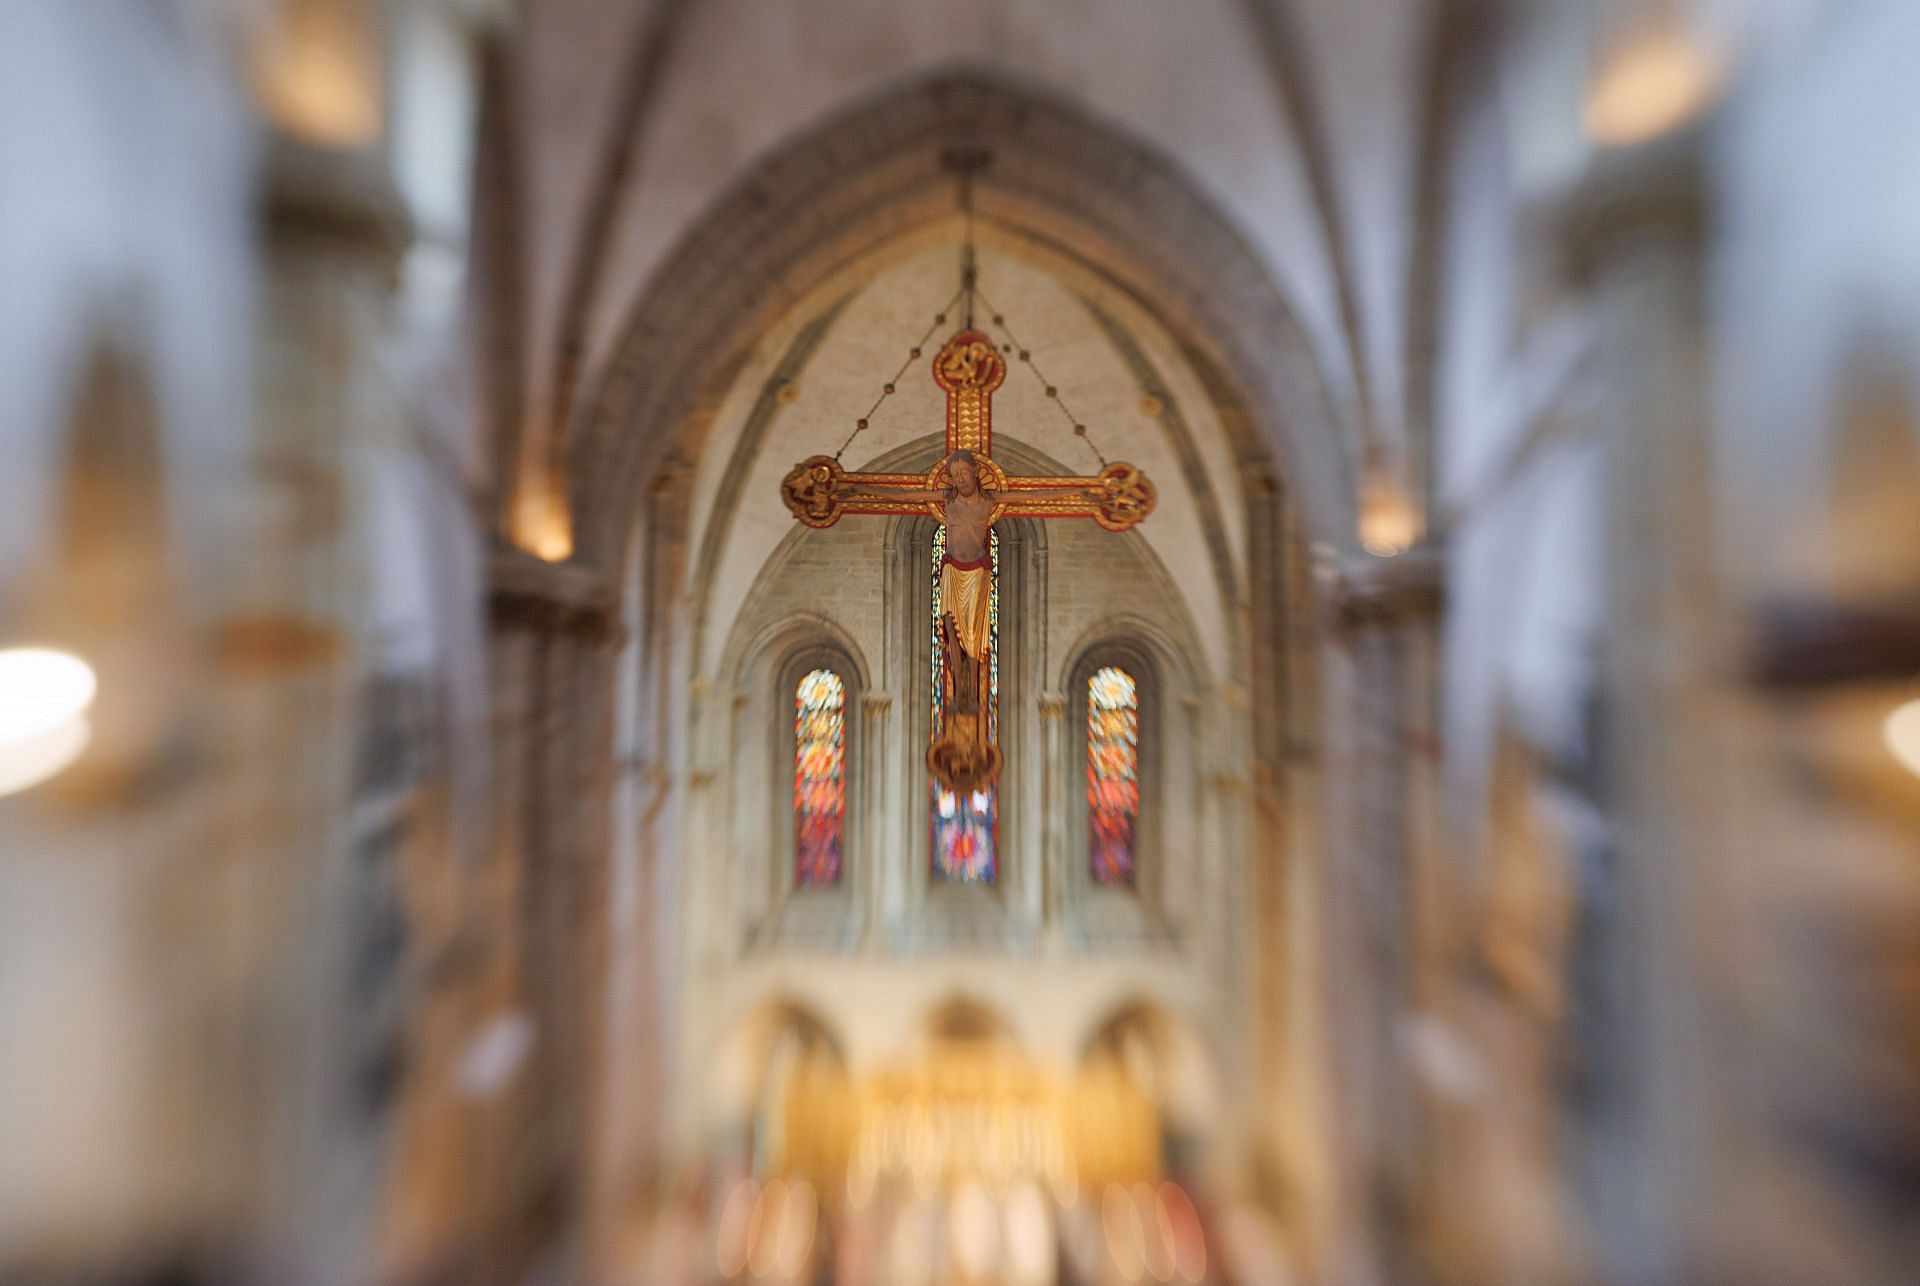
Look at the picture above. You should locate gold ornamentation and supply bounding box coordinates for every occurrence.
[780,455,845,528]
[934,330,1005,456]
[927,716,1001,795]
[1092,461,1157,533]
[933,333,1005,392]
[778,320,1160,797]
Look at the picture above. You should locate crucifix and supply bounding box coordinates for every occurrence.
[779,326,1156,795]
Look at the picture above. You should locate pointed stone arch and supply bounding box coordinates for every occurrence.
[563,67,1356,572]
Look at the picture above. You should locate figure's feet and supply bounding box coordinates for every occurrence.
[927,731,1000,795]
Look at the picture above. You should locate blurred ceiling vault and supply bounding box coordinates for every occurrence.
[5,2,1920,1285]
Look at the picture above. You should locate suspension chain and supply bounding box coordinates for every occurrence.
[832,283,967,463]
[972,287,1112,471]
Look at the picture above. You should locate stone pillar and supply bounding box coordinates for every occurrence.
[860,692,894,945]
[1560,129,1736,1286]
[464,549,623,1281]
[1313,545,1446,1285]
[1037,690,1069,933]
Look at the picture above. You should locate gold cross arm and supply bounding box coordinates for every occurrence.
[780,329,1157,534]
[779,456,1155,533]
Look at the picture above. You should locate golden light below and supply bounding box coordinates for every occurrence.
[1585,23,1723,148]
[1885,697,1920,779]
[713,1180,757,1279]
[1002,1180,1055,1284]
[713,1176,819,1282]
[1102,1183,1147,1281]
[0,648,98,797]
[948,1180,999,1280]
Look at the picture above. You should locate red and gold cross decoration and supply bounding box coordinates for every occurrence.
[779,326,1155,797]
[779,330,1156,533]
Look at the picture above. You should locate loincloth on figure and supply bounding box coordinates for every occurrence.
[938,553,992,662]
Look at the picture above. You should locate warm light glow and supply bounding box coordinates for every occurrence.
[949,1180,1001,1280]
[888,1197,936,1286]
[1048,1130,1079,1209]
[807,1044,1156,1207]
[746,1179,784,1278]
[516,486,574,563]
[714,1179,757,1279]
[0,648,98,797]
[1159,1182,1207,1282]
[1885,698,1920,779]
[254,10,382,149]
[1003,1180,1056,1285]
[0,716,91,798]
[846,1139,877,1209]
[775,1179,817,1278]
[1585,21,1723,148]
[0,648,97,746]
[1138,1182,1177,1282]
[1359,472,1419,557]
[1103,1183,1148,1281]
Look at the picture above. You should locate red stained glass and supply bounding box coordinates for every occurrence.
[794,668,845,887]
[1088,665,1138,886]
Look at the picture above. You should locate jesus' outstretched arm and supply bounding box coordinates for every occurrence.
[839,479,949,504]
[1007,483,1103,501]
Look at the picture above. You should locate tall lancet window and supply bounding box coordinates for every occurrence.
[931,526,998,883]
[1087,665,1140,886]
[793,667,846,888]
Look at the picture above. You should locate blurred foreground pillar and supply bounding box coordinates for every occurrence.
[1566,126,1725,1286]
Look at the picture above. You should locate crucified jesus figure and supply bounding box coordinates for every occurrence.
[840,449,1101,793]
[780,325,1158,797]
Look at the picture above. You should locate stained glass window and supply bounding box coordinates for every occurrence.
[1087,665,1139,886]
[931,526,998,883]
[793,667,845,888]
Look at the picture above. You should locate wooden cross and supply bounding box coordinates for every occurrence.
[780,328,1156,792]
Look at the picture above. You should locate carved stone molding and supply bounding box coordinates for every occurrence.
[1557,126,1710,286]
[1750,596,1920,689]
[1325,544,1447,627]
[488,547,622,645]
[260,136,413,272]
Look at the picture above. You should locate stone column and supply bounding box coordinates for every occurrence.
[860,692,894,946]
[1561,130,1727,1286]
[1037,691,1069,934]
[229,107,428,1284]
[470,549,624,1281]
[1316,545,1446,1285]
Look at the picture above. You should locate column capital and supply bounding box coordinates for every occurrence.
[1556,126,1711,286]
[260,137,413,270]
[488,546,622,645]
[1323,543,1447,627]
[1037,691,1068,719]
